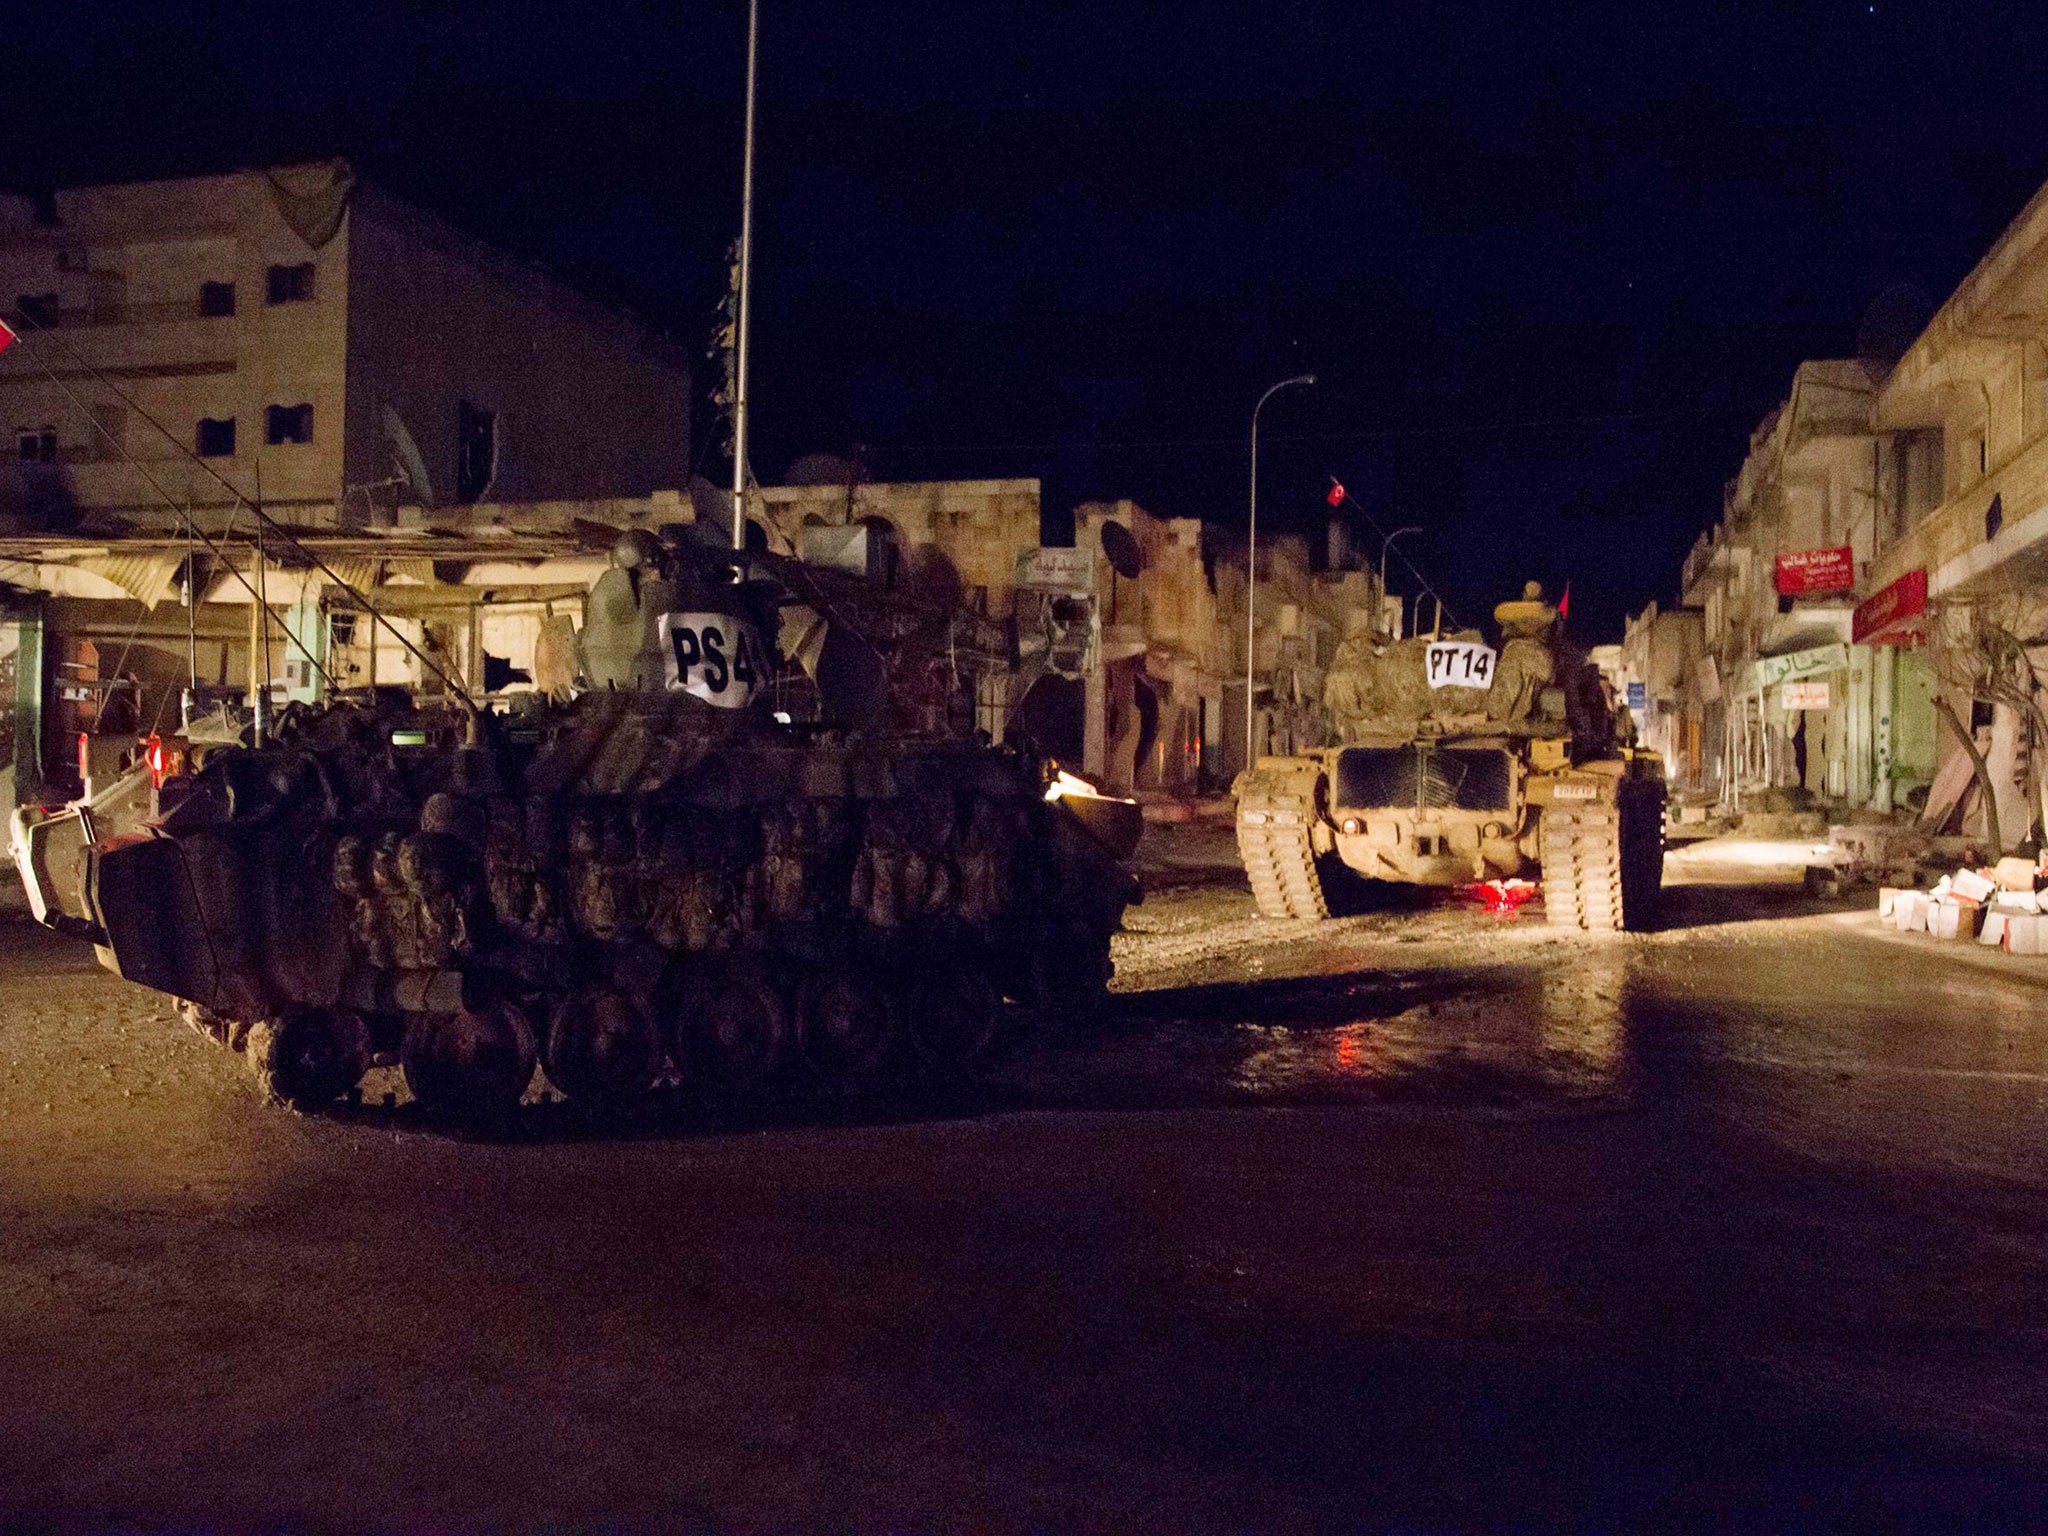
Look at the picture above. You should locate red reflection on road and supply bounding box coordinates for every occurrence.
[1462,878,1539,916]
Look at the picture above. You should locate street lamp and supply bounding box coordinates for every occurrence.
[1246,373,1315,770]
[1378,526,1421,639]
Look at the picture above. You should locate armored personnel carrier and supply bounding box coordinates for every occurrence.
[1234,585,1664,931]
[13,532,1140,1121]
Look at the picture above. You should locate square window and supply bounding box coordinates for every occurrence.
[265,403,313,446]
[14,293,57,329]
[199,281,236,318]
[196,417,236,458]
[265,263,315,304]
[16,427,56,464]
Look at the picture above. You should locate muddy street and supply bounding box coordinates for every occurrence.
[3,831,2047,1530]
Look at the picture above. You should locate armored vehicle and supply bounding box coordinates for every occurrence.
[1234,586,1664,931]
[13,532,1140,1121]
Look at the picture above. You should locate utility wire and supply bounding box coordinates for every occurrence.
[20,355,343,692]
[1325,477,1463,632]
[7,310,472,706]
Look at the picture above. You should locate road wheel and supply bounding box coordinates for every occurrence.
[683,962,791,1095]
[543,987,662,1106]
[799,965,899,1087]
[248,1007,372,1111]
[908,949,1002,1068]
[401,1001,536,1124]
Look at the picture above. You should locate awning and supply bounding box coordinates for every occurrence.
[78,552,182,609]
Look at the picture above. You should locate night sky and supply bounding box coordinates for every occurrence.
[10,0,2048,637]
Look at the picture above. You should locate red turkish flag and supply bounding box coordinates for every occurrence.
[1558,584,1571,620]
[1325,478,1346,507]
[0,317,15,355]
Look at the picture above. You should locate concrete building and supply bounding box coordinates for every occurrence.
[1617,601,1705,781]
[1654,169,2048,839]
[1671,359,1889,813]
[0,160,691,534]
[1074,499,1225,796]
[1209,528,1382,784]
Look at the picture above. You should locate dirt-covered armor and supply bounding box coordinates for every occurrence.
[15,537,1139,1120]
[1235,584,1663,931]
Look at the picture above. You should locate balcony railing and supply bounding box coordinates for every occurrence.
[1868,425,2048,595]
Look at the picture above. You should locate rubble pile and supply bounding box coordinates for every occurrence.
[1825,822,1937,890]
[1878,854,2048,953]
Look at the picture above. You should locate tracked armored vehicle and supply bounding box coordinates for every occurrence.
[1234,586,1664,931]
[13,534,1140,1121]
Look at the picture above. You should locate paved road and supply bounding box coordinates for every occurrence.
[2,847,2046,1530]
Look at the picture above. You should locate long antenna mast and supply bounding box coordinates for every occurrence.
[729,0,759,554]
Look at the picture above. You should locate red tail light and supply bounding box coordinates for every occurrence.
[76,731,90,784]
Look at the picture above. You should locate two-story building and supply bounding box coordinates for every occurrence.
[1653,170,2048,839]
[0,159,691,534]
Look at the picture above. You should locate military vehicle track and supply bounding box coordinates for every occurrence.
[1235,771,1330,920]
[1539,794,1662,932]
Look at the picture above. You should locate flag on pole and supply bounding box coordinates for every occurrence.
[0,317,15,355]
[1558,584,1571,621]
[1326,477,1346,507]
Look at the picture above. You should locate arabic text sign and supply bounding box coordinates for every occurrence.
[1782,680,1831,710]
[1013,547,1094,594]
[1852,567,1928,645]
[1775,546,1855,595]
[1425,641,1496,690]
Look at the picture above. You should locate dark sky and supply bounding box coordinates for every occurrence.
[10,1,2048,637]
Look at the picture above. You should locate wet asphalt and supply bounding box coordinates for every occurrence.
[1,836,2046,1531]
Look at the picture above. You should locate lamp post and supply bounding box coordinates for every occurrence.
[1378,525,1421,639]
[1246,373,1315,770]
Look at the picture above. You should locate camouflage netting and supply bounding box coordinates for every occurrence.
[1324,630,1559,740]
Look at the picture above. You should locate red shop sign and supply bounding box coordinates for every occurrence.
[1852,567,1928,645]
[1775,546,1855,595]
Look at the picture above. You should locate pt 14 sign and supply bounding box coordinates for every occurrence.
[1425,641,1496,690]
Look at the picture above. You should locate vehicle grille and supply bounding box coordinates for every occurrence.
[1334,746,1513,812]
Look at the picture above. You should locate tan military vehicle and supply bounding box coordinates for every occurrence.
[1233,585,1665,931]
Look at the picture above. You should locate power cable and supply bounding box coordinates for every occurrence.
[7,309,472,706]
[1325,478,1461,633]
[20,357,342,693]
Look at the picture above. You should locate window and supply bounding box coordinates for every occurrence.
[456,401,498,502]
[13,292,57,329]
[196,417,236,458]
[265,403,313,445]
[265,263,315,304]
[199,281,236,318]
[16,427,56,464]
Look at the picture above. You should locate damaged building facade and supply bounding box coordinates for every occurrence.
[742,480,1385,797]
[1644,169,2048,844]
[0,162,1391,817]
[0,159,694,815]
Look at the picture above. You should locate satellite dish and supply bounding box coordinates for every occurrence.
[382,404,436,509]
[1100,520,1143,580]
